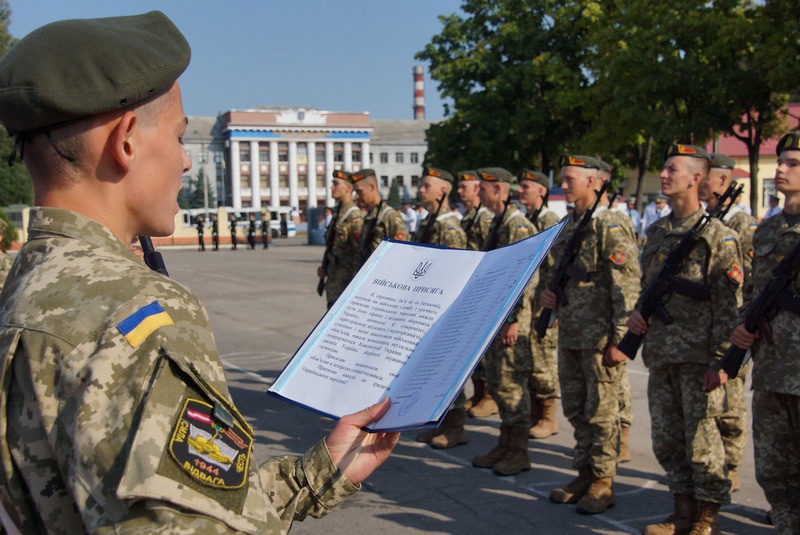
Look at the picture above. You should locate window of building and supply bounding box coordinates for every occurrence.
[259,142,270,163]
[333,142,344,163]
[316,143,326,162]
[410,152,419,164]
[279,174,289,188]
[316,175,325,189]
[239,144,250,162]
[395,152,404,164]
[369,152,373,165]
[260,174,269,190]
[352,143,362,164]
[278,142,288,162]
[380,152,388,164]
[411,175,420,188]
[381,175,389,188]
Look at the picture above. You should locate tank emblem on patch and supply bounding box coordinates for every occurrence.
[169,398,252,489]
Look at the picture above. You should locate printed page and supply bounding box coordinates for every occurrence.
[268,220,566,430]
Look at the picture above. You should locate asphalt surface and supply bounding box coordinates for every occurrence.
[162,237,773,534]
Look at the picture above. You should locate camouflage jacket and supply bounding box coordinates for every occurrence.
[0,252,12,292]
[539,206,641,350]
[324,200,363,303]
[639,209,743,369]
[527,206,562,310]
[743,212,800,395]
[489,206,537,326]
[360,201,409,264]
[460,204,494,251]
[413,210,467,248]
[722,206,757,283]
[0,208,357,534]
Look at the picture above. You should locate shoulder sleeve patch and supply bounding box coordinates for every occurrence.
[118,301,174,347]
[609,247,629,266]
[609,224,620,232]
[723,237,735,246]
[726,263,744,285]
[169,398,253,489]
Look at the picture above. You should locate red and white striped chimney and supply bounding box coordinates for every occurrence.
[413,65,426,120]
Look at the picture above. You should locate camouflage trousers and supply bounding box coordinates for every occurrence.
[752,389,800,534]
[648,363,730,504]
[558,345,621,478]
[617,365,632,428]
[529,327,559,400]
[324,267,354,308]
[717,361,750,469]
[485,333,533,429]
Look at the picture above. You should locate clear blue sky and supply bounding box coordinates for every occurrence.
[8,1,463,120]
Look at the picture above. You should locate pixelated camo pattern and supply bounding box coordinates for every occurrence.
[639,210,742,369]
[325,200,364,306]
[361,203,410,262]
[0,208,357,534]
[461,205,494,251]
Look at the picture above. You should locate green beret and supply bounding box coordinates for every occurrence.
[663,143,710,162]
[596,158,612,173]
[332,169,353,183]
[458,170,480,182]
[776,133,800,155]
[709,153,735,169]
[477,167,514,184]
[422,166,455,184]
[558,154,603,170]
[517,168,549,191]
[0,11,191,135]
[351,169,376,183]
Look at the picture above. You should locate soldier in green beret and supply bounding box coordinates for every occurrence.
[0,12,398,533]
[729,132,800,533]
[699,153,757,494]
[538,154,640,515]
[318,169,363,309]
[352,168,410,265]
[516,169,562,440]
[470,167,538,476]
[628,143,742,534]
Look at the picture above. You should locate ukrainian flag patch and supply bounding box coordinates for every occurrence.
[118,301,174,347]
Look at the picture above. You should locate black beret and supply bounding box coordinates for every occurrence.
[0,11,191,135]
[709,153,735,169]
[351,169,377,183]
[332,169,353,183]
[558,154,603,170]
[422,166,455,184]
[517,168,549,191]
[477,167,514,184]
[458,170,480,182]
[663,143,710,161]
[776,133,800,156]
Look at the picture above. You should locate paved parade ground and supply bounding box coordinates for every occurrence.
[161,237,772,534]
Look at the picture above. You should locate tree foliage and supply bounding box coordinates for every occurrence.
[387,177,402,208]
[419,0,800,215]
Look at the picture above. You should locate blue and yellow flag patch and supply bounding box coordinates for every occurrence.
[118,301,173,347]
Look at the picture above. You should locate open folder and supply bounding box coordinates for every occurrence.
[268,219,566,432]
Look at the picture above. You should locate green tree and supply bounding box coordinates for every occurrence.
[387,177,402,208]
[0,1,32,208]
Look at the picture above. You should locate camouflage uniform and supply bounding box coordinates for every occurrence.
[461,204,494,251]
[639,209,742,504]
[323,199,363,308]
[718,205,757,479]
[527,207,561,403]
[484,207,537,428]
[414,210,465,249]
[539,206,640,478]
[745,212,800,532]
[0,208,358,534]
[0,252,12,290]
[359,201,409,265]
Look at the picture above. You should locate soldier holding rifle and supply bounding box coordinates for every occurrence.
[317,170,363,309]
[538,155,640,515]
[728,133,800,534]
[627,143,742,535]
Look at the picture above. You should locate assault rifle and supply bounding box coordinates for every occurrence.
[721,237,800,378]
[416,192,447,244]
[138,236,169,277]
[481,194,511,252]
[616,184,740,359]
[317,211,337,296]
[533,182,608,339]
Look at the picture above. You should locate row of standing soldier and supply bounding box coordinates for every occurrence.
[317,139,800,533]
[194,212,270,251]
